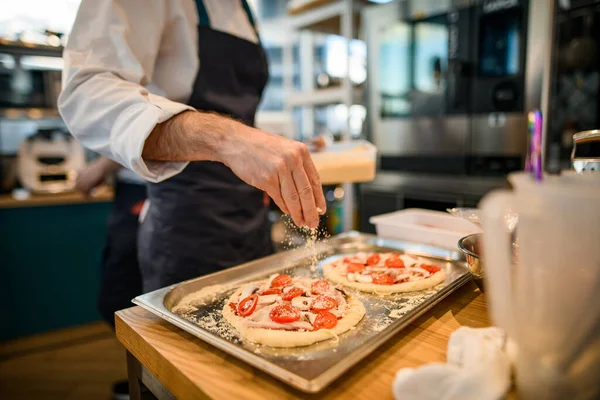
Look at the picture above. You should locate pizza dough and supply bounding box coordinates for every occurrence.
[222,275,366,348]
[323,252,445,294]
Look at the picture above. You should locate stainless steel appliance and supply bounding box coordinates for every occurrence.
[362,0,549,176]
[546,0,600,172]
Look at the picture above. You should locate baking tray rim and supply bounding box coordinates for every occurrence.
[132,232,472,393]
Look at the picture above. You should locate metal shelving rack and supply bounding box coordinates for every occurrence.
[0,41,63,58]
[0,41,64,120]
[282,0,362,232]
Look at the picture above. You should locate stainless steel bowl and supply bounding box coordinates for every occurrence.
[458,233,485,292]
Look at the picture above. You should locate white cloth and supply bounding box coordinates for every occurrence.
[58,0,259,183]
[393,327,514,400]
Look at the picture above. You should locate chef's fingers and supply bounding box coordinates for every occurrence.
[268,175,290,215]
[279,171,305,227]
[271,195,290,215]
[301,150,326,214]
[291,166,319,229]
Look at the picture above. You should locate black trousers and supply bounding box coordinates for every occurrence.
[98,180,146,327]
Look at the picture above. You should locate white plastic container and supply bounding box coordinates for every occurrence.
[369,208,482,250]
[310,140,376,185]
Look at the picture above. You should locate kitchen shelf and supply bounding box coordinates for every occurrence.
[0,185,114,209]
[287,0,363,36]
[0,108,62,120]
[287,86,363,107]
[288,0,342,15]
[0,40,63,58]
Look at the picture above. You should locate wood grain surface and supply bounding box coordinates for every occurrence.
[116,281,489,400]
[0,322,127,400]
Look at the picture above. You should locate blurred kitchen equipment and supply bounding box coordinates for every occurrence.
[324,185,345,235]
[360,0,545,230]
[315,72,342,89]
[565,14,597,71]
[0,155,18,193]
[447,207,482,226]
[457,233,485,292]
[0,54,62,109]
[309,140,376,185]
[480,172,600,400]
[363,0,536,176]
[571,129,600,173]
[547,3,600,171]
[255,112,294,140]
[370,208,481,250]
[17,129,85,193]
[2,29,65,48]
[449,206,518,233]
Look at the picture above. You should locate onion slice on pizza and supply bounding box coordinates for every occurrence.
[322,252,446,294]
[222,274,365,347]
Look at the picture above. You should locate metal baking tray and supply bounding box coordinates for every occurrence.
[132,232,471,393]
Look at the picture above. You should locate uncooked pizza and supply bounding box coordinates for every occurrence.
[222,273,366,347]
[322,252,445,294]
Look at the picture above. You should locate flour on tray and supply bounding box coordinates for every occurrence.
[172,284,230,314]
[171,284,244,343]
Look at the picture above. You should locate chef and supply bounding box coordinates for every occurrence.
[59,0,326,294]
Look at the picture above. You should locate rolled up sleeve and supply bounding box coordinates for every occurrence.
[58,0,193,182]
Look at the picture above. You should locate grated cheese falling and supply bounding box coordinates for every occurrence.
[282,214,330,272]
[302,226,319,271]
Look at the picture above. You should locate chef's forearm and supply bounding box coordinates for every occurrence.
[142,110,242,163]
[97,157,122,175]
[142,109,326,227]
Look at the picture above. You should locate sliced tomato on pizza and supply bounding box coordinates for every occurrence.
[323,252,446,293]
[222,274,366,347]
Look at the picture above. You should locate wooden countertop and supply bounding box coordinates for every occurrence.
[115,281,489,400]
[0,185,113,209]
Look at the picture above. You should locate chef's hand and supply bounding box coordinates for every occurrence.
[75,156,120,196]
[221,128,327,229]
[143,111,327,228]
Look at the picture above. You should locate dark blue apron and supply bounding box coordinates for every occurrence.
[138,0,273,292]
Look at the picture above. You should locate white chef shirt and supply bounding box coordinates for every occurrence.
[116,167,146,185]
[58,0,259,183]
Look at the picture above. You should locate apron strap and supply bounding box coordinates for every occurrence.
[195,0,261,40]
[194,0,211,27]
[241,0,262,43]
[241,0,257,30]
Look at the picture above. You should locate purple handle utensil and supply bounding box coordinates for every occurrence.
[527,110,543,181]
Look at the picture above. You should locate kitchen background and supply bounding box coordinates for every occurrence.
[1,0,599,342]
